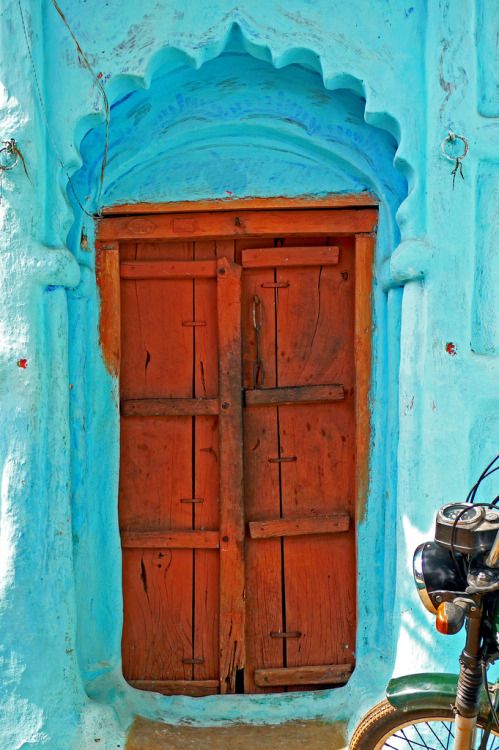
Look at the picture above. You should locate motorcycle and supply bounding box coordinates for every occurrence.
[351,455,499,750]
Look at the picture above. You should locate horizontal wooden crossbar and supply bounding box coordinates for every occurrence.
[254,664,352,687]
[120,260,217,279]
[121,531,220,548]
[241,246,339,268]
[97,208,378,240]
[121,398,219,417]
[248,513,350,539]
[127,679,220,697]
[245,384,344,407]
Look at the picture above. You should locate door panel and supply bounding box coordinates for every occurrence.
[243,405,283,694]
[122,548,193,681]
[110,210,373,696]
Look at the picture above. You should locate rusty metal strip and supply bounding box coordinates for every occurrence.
[260,282,289,288]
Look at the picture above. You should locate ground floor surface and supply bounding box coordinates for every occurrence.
[125,716,348,748]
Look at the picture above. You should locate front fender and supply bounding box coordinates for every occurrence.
[387,673,490,715]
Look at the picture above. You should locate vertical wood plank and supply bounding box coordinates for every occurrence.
[217,256,245,693]
[354,234,374,521]
[95,241,120,377]
[119,240,194,399]
[214,239,235,262]
[276,237,357,684]
[241,259,283,692]
[122,548,194,681]
[120,239,195,685]
[193,241,220,682]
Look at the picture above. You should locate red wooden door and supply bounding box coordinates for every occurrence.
[97,207,376,696]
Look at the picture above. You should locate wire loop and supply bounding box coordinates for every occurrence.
[0,141,19,171]
[441,132,469,162]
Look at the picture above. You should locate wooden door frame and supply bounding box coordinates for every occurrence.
[95,198,376,695]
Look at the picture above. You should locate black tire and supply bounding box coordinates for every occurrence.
[350,698,499,750]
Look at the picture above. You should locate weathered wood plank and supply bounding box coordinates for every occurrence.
[120,260,217,279]
[217,256,245,694]
[122,549,193,681]
[121,398,219,417]
[249,514,350,539]
[244,385,344,407]
[241,260,283,694]
[95,242,120,376]
[193,240,220,683]
[241,246,339,268]
[276,237,357,678]
[121,531,220,549]
[254,664,353,687]
[127,679,220,697]
[102,194,379,215]
[355,234,375,522]
[119,242,194,400]
[97,209,378,240]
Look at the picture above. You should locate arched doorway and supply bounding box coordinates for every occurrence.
[70,24,407,720]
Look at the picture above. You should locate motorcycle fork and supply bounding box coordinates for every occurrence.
[454,614,483,750]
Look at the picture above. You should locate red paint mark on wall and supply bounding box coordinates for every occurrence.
[17,359,27,368]
[445,342,456,356]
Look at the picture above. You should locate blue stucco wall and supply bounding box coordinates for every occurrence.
[0,1,498,748]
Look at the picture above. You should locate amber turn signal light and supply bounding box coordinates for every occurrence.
[436,601,466,635]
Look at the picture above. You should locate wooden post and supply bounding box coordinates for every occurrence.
[95,241,121,377]
[217,256,245,693]
[354,233,375,521]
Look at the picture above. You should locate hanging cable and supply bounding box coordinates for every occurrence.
[49,0,109,209]
[468,455,499,504]
[17,0,109,217]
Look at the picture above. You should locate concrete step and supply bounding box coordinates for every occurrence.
[126,716,348,749]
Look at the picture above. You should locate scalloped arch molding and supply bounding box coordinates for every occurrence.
[73,25,408,216]
[69,21,409,742]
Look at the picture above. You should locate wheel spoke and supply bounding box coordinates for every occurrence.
[392,727,437,749]
[441,719,454,750]
[351,701,499,750]
[378,720,499,750]
[425,720,449,750]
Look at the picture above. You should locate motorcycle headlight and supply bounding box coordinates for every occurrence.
[413,541,465,614]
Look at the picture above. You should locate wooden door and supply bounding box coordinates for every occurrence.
[96,207,376,696]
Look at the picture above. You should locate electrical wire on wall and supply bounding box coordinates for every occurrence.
[17,0,110,217]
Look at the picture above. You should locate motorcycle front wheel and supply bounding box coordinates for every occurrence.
[350,698,499,750]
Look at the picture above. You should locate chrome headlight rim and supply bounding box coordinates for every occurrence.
[413,543,438,615]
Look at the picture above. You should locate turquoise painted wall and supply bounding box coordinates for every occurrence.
[0,1,498,747]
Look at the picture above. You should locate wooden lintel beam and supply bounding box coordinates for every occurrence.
[97,209,378,241]
[101,194,379,216]
[248,513,350,539]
